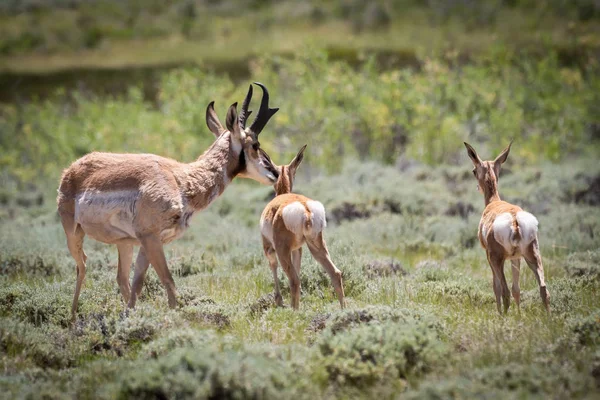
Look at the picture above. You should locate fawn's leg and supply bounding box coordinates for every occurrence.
[524,239,550,312]
[487,252,504,314]
[116,244,133,303]
[275,243,300,310]
[511,259,521,310]
[306,233,345,309]
[263,236,283,307]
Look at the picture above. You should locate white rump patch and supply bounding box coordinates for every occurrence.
[516,211,538,245]
[282,202,307,236]
[492,212,515,253]
[306,200,327,235]
[493,211,539,255]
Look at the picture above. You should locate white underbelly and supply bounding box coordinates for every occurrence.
[75,190,138,243]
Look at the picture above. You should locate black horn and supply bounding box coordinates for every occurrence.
[239,84,253,129]
[249,82,279,136]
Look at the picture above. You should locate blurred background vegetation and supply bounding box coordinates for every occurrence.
[1,0,599,196]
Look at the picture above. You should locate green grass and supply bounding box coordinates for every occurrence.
[0,159,599,398]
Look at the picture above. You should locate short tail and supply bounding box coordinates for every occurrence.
[510,219,522,247]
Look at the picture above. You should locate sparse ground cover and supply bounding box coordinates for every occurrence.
[0,158,599,398]
[1,1,600,397]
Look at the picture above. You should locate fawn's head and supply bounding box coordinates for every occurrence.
[205,83,280,185]
[464,141,512,202]
[274,144,307,195]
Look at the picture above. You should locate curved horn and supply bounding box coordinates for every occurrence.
[239,85,253,129]
[249,82,279,136]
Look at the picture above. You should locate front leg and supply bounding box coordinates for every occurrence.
[127,247,150,309]
[139,234,178,308]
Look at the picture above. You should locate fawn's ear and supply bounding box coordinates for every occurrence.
[464,142,482,167]
[288,144,307,174]
[494,141,512,166]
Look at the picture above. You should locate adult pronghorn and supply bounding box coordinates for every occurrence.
[58,83,280,319]
[464,141,550,314]
[260,145,345,309]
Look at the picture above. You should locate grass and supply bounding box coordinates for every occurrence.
[0,159,599,398]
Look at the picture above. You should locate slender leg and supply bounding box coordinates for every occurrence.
[306,233,345,309]
[138,235,177,308]
[524,239,550,312]
[487,252,504,314]
[61,215,87,321]
[127,248,150,309]
[275,244,300,310]
[116,244,133,303]
[292,248,302,277]
[263,236,283,307]
[511,259,521,310]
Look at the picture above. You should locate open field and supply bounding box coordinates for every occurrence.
[1,1,600,398]
[1,158,600,398]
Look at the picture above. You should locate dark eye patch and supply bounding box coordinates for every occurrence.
[252,143,259,151]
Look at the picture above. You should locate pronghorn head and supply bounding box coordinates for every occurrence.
[464,141,512,195]
[205,82,280,185]
[274,144,307,195]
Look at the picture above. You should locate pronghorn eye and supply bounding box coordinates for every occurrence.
[252,143,259,151]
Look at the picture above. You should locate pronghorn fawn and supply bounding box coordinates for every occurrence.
[260,145,345,309]
[57,83,281,320]
[464,141,550,314]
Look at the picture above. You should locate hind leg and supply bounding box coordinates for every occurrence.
[487,251,507,314]
[306,233,345,309]
[116,244,133,303]
[263,236,283,307]
[60,214,87,321]
[511,259,521,310]
[524,239,550,312]
[275,243,301,310]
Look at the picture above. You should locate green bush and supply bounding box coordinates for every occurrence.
[570,311,600,347]
[315,319,447,386]
[117,346,310,399]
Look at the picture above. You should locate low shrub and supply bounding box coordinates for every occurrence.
[0,318,77,369]
[314,320,447,386]
[0,253,60,276]
[117,346,310,399]
[313,306,441,336]
[564,250,600,280]
[570,311,600,347]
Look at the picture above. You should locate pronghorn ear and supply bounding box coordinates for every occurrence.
[206,101,224,138]
[464,142,482,166]
[289,144,307,172]
[225,102,238,133]
[494,140,512,166]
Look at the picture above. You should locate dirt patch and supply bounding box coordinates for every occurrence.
[364,259,407,278]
